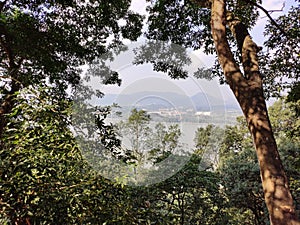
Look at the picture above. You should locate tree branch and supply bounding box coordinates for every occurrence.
[226,11,262,81]
[191,0,288,37]
[190,0,212,8]
[210,0,246,93]
[245,0,288,37]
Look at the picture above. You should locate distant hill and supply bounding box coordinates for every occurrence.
[94,91,240,111]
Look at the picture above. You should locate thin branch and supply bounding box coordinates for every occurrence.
[265,1,285,14]
[245,0,288,37]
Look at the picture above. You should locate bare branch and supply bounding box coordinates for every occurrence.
[265,1,285,14]
[245,0,288,37]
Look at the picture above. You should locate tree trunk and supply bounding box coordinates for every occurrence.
[210,0,299,224]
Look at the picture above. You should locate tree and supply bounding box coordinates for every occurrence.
[268,99,300,214]
[261,5,300,99]
[218,122,268,225]
[116,108,184,184]
[119,108,152,166]
[127,153,231,225]
[194,124,224,169]
[0,85,146,225]
[142,0,299,224]
[193,122,267,224]
[0,3,144,223]
[209,2,297,223]
[0,0,143,140]
[268,98,300,143]
[148,123,182,163]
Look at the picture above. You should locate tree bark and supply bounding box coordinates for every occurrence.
[210,0,299,224]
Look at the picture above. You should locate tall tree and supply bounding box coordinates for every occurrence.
[0,2,143,223]
[0,0,143,140]
[143,0,299,224]
[209,1,298,224]
[115,108,184,184]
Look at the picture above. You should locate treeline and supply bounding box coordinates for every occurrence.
[1,87,299,224]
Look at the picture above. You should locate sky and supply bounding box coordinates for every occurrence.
[90,0,294,108]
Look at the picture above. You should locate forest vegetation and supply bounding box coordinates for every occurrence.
[0,0,299,224]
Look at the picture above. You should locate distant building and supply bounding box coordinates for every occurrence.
[147,109,183,117]
[195,111,211,116]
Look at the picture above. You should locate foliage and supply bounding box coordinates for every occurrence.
[287,82,300,104]
[1,0,300,224]
[261,4,300,98]
[0,0,144,142]
[194,124,224,169]
[145,0,260,50]
[143,0,299,98]
[149,123,182,163]
[127,153,232,225]
[1,81,299,224]
[0,86,136,224]
[268,98,300,142]
[269,99,300,211]
[133,40,192,79]
[0,8,143,205]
